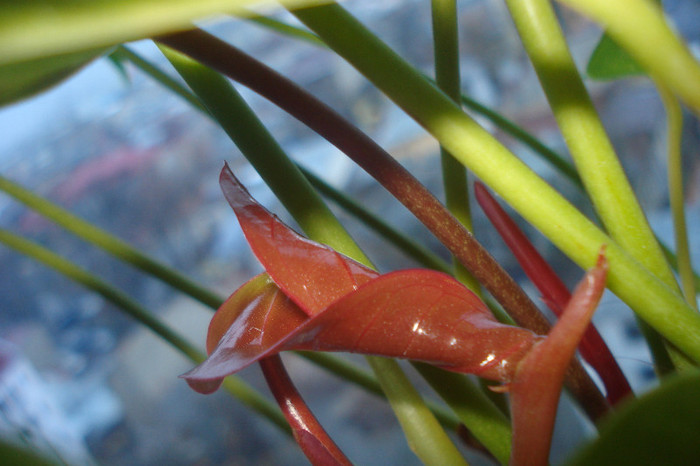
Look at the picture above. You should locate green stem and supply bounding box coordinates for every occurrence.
[244,13,325,46]
[431,0,480,293]
[297,352,460,431]
[158,28,609,421]
[0,175,222,309]
[458,95,582,188]
[160,44,466,464]
[290,2,700,364]
[0,229,290,434]
[415,363,512,465]
[432,0,469,228]
[116,45,449,273]
[505,0,676,291]
[366,358,468,466]
[504,0,675,373]
[658,83,697,309]
[111,45,207,113]
[555,0,700,114]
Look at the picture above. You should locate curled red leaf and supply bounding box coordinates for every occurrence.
[185,165,608,464]
[219,163,377,315]
[184,268,541,393]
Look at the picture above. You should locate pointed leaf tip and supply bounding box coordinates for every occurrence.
[509,250,608,465]
[219,163,378,315]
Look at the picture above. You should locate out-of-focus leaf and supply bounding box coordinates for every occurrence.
[107,48,131,84]
[567,369,700,465]
[586,0,661,80]
[0,439,56,466]
[587,33,645,80]
[0,47,108,106]
[0,0,328,66]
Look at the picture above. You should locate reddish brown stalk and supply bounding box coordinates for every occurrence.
[157,29,608,421]
[474,182,632,405]
[259,355,352,466]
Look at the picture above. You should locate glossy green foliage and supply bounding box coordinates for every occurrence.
[569,370,700,465]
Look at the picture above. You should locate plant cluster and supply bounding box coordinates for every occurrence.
[1,0,700,464]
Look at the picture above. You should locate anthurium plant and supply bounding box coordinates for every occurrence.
[1,0,700,465]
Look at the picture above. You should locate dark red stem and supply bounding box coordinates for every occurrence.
[156,29,608,421]
[259,355,352,466]
[474,182,632,405]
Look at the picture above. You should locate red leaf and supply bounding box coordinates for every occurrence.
[187,167,609,464]
[183,268,540,393]
[220,163,377,315]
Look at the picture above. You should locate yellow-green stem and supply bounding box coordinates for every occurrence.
[658,83,697,310]
[290,2,700,363]
[504,0,676,373]
[555,0,700,115]
[431,0,480,293]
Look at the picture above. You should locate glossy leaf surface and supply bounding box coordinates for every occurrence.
[185,268,539,394]
[219,163,377,315]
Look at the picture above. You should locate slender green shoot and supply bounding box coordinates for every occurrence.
[504,0,676,291]
[0,174,223,309]
[110,45,207,113]
[0,229,290,434]
[290,2,700,365]
[555,0,700,114]
[415,363,512,465]
[504,0,676,374]
[658,83,697,310]
[431,0,480,294]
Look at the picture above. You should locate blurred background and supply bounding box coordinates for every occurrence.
[1,0,699,464]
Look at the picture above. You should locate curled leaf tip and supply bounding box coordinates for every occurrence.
[182,374,224,395]
[509,251,609,465]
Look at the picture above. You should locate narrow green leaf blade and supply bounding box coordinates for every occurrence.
[0,47,108,106]
[567,370,700,465]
